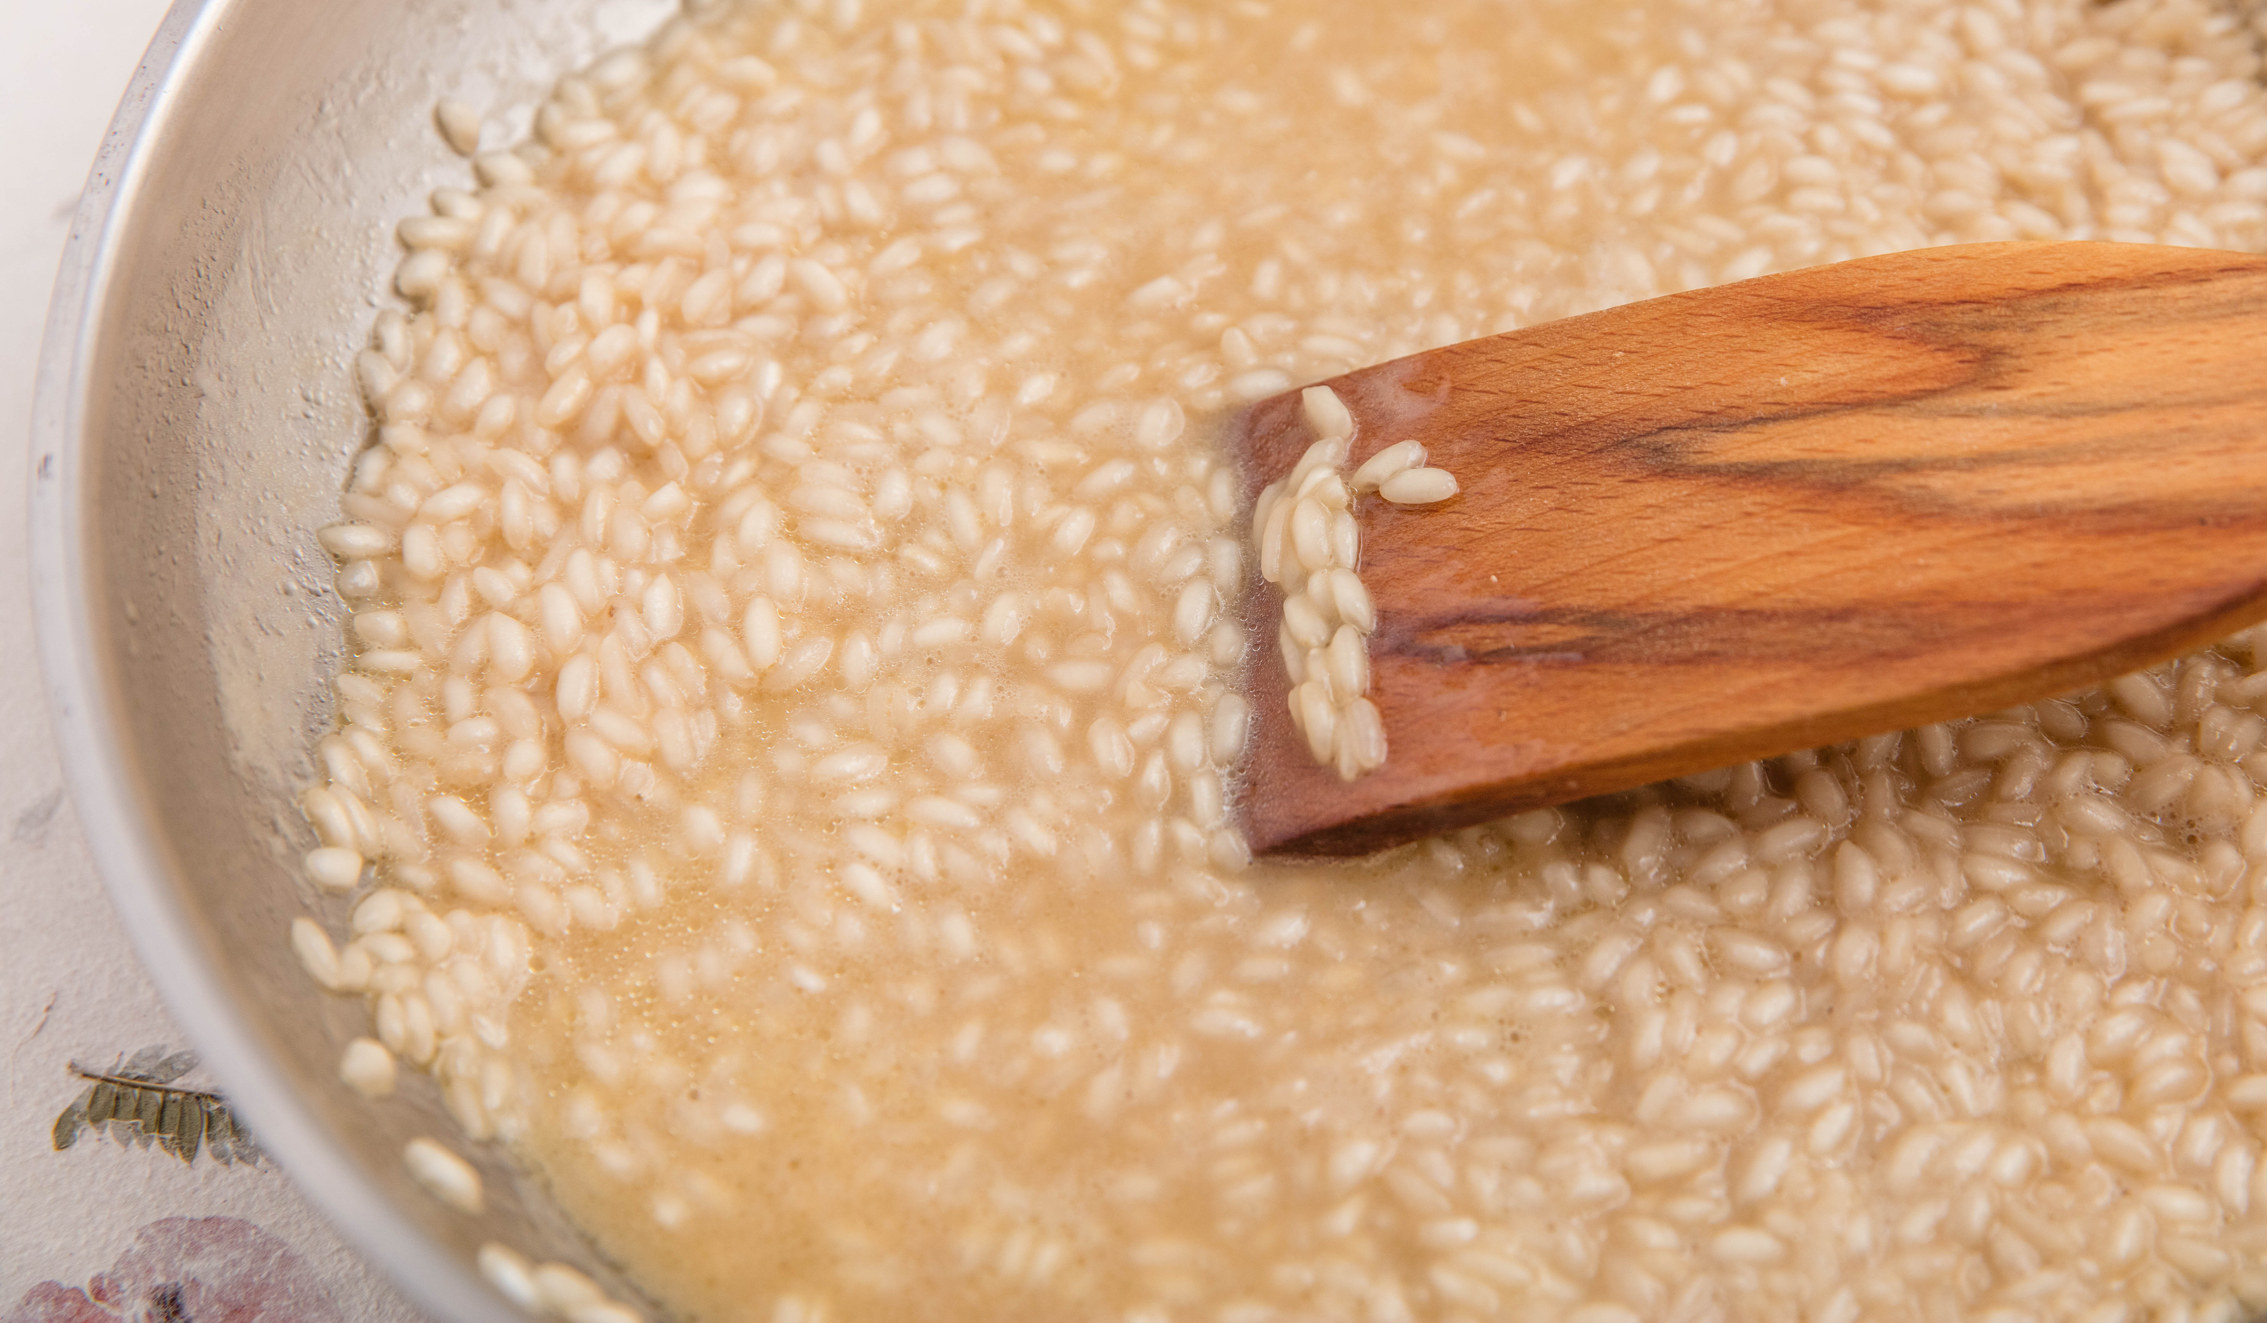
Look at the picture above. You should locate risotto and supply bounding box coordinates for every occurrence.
[295,0,2267,1319]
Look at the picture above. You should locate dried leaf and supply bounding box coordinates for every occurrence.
[51,1097,87,1151]
[58,1049,256,1168]
[202,1100,234,1166]
[174,1091,206,1162]
[222,1103,266,1166]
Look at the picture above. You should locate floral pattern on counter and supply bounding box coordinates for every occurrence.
[49,1046,263,1169]
[4,1217,346,1322]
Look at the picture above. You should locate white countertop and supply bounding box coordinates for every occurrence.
[0,5,426,1316]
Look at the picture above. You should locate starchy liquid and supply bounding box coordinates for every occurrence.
[301,1,2267,1319]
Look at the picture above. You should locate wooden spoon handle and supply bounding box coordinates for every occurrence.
[1238,242,2267,856]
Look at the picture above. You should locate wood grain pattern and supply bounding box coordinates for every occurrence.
[1237,242,2267,856]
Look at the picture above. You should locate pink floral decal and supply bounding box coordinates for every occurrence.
[4,1217,344,1322]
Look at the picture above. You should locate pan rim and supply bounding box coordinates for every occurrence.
[25,3,529,1319]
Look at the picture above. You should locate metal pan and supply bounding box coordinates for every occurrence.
[30,0,681,1316]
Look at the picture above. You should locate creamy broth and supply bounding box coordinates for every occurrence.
[299,0,2267,1319]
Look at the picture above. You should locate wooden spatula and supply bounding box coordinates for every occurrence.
[1236,241,2267,857]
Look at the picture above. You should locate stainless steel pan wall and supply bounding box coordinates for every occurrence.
[33,0,676,1317]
